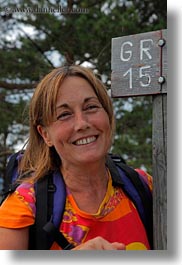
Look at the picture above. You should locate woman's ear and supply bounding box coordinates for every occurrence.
[37,125,53,147]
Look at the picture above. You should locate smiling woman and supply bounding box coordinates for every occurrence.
[0,65,153,250]
[37,75,112,170]
[21,65,115,182]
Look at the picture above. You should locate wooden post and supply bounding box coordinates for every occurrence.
[111,29,167,249]
[152,94,167,249]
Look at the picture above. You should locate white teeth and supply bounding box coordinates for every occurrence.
[75,136,96,146]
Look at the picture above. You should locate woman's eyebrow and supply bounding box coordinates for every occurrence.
[56,103,69,110]
[84,96,99,103]
[56,97,99,110]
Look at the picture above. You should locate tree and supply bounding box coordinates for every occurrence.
[0,0,167,177]
[112,96,153,171]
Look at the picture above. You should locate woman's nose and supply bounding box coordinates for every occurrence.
[74,111,90,131]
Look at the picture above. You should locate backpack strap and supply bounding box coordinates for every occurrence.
[43,170,74,250]
[29,175,51,249]
[106,154,153,249]
[43,221,74,250]
[29,170,74,250]
[4,152,22,193]
[0,151,23,205]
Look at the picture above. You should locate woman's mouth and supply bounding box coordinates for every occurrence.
[73,136,97,146]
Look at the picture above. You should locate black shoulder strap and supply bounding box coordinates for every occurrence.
[107,154,153,249]
[0,152,21,205]
[29,173,74,250]
[44,174,74,250]
[43,221,74,250]
[29,175,50,249]
[4,152,19,191]
[3,150,25,193]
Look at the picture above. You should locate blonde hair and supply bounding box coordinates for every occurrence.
[19,65,115,182]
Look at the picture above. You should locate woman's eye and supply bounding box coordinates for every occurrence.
[85,105,101,112]
[57,112,72,121]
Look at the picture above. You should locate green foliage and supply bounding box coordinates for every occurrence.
[0,0,167,178]
[112,96,153,173]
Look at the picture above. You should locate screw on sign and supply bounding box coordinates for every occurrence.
[111,30,167,250]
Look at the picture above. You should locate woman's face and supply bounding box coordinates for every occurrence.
[38,76,112,168]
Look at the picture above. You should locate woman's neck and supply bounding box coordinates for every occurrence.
[61,159,108,193]
[61,162,110,214]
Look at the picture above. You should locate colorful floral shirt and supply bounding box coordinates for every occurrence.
[0,169,152,250]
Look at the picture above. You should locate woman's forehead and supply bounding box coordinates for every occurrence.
[55,76,98,103]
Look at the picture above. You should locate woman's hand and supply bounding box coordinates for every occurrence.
[73,236,126,250]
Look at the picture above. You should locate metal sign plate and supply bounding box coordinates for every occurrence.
[111,30,167,97]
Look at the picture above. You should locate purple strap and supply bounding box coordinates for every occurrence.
[52,170,66,227]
